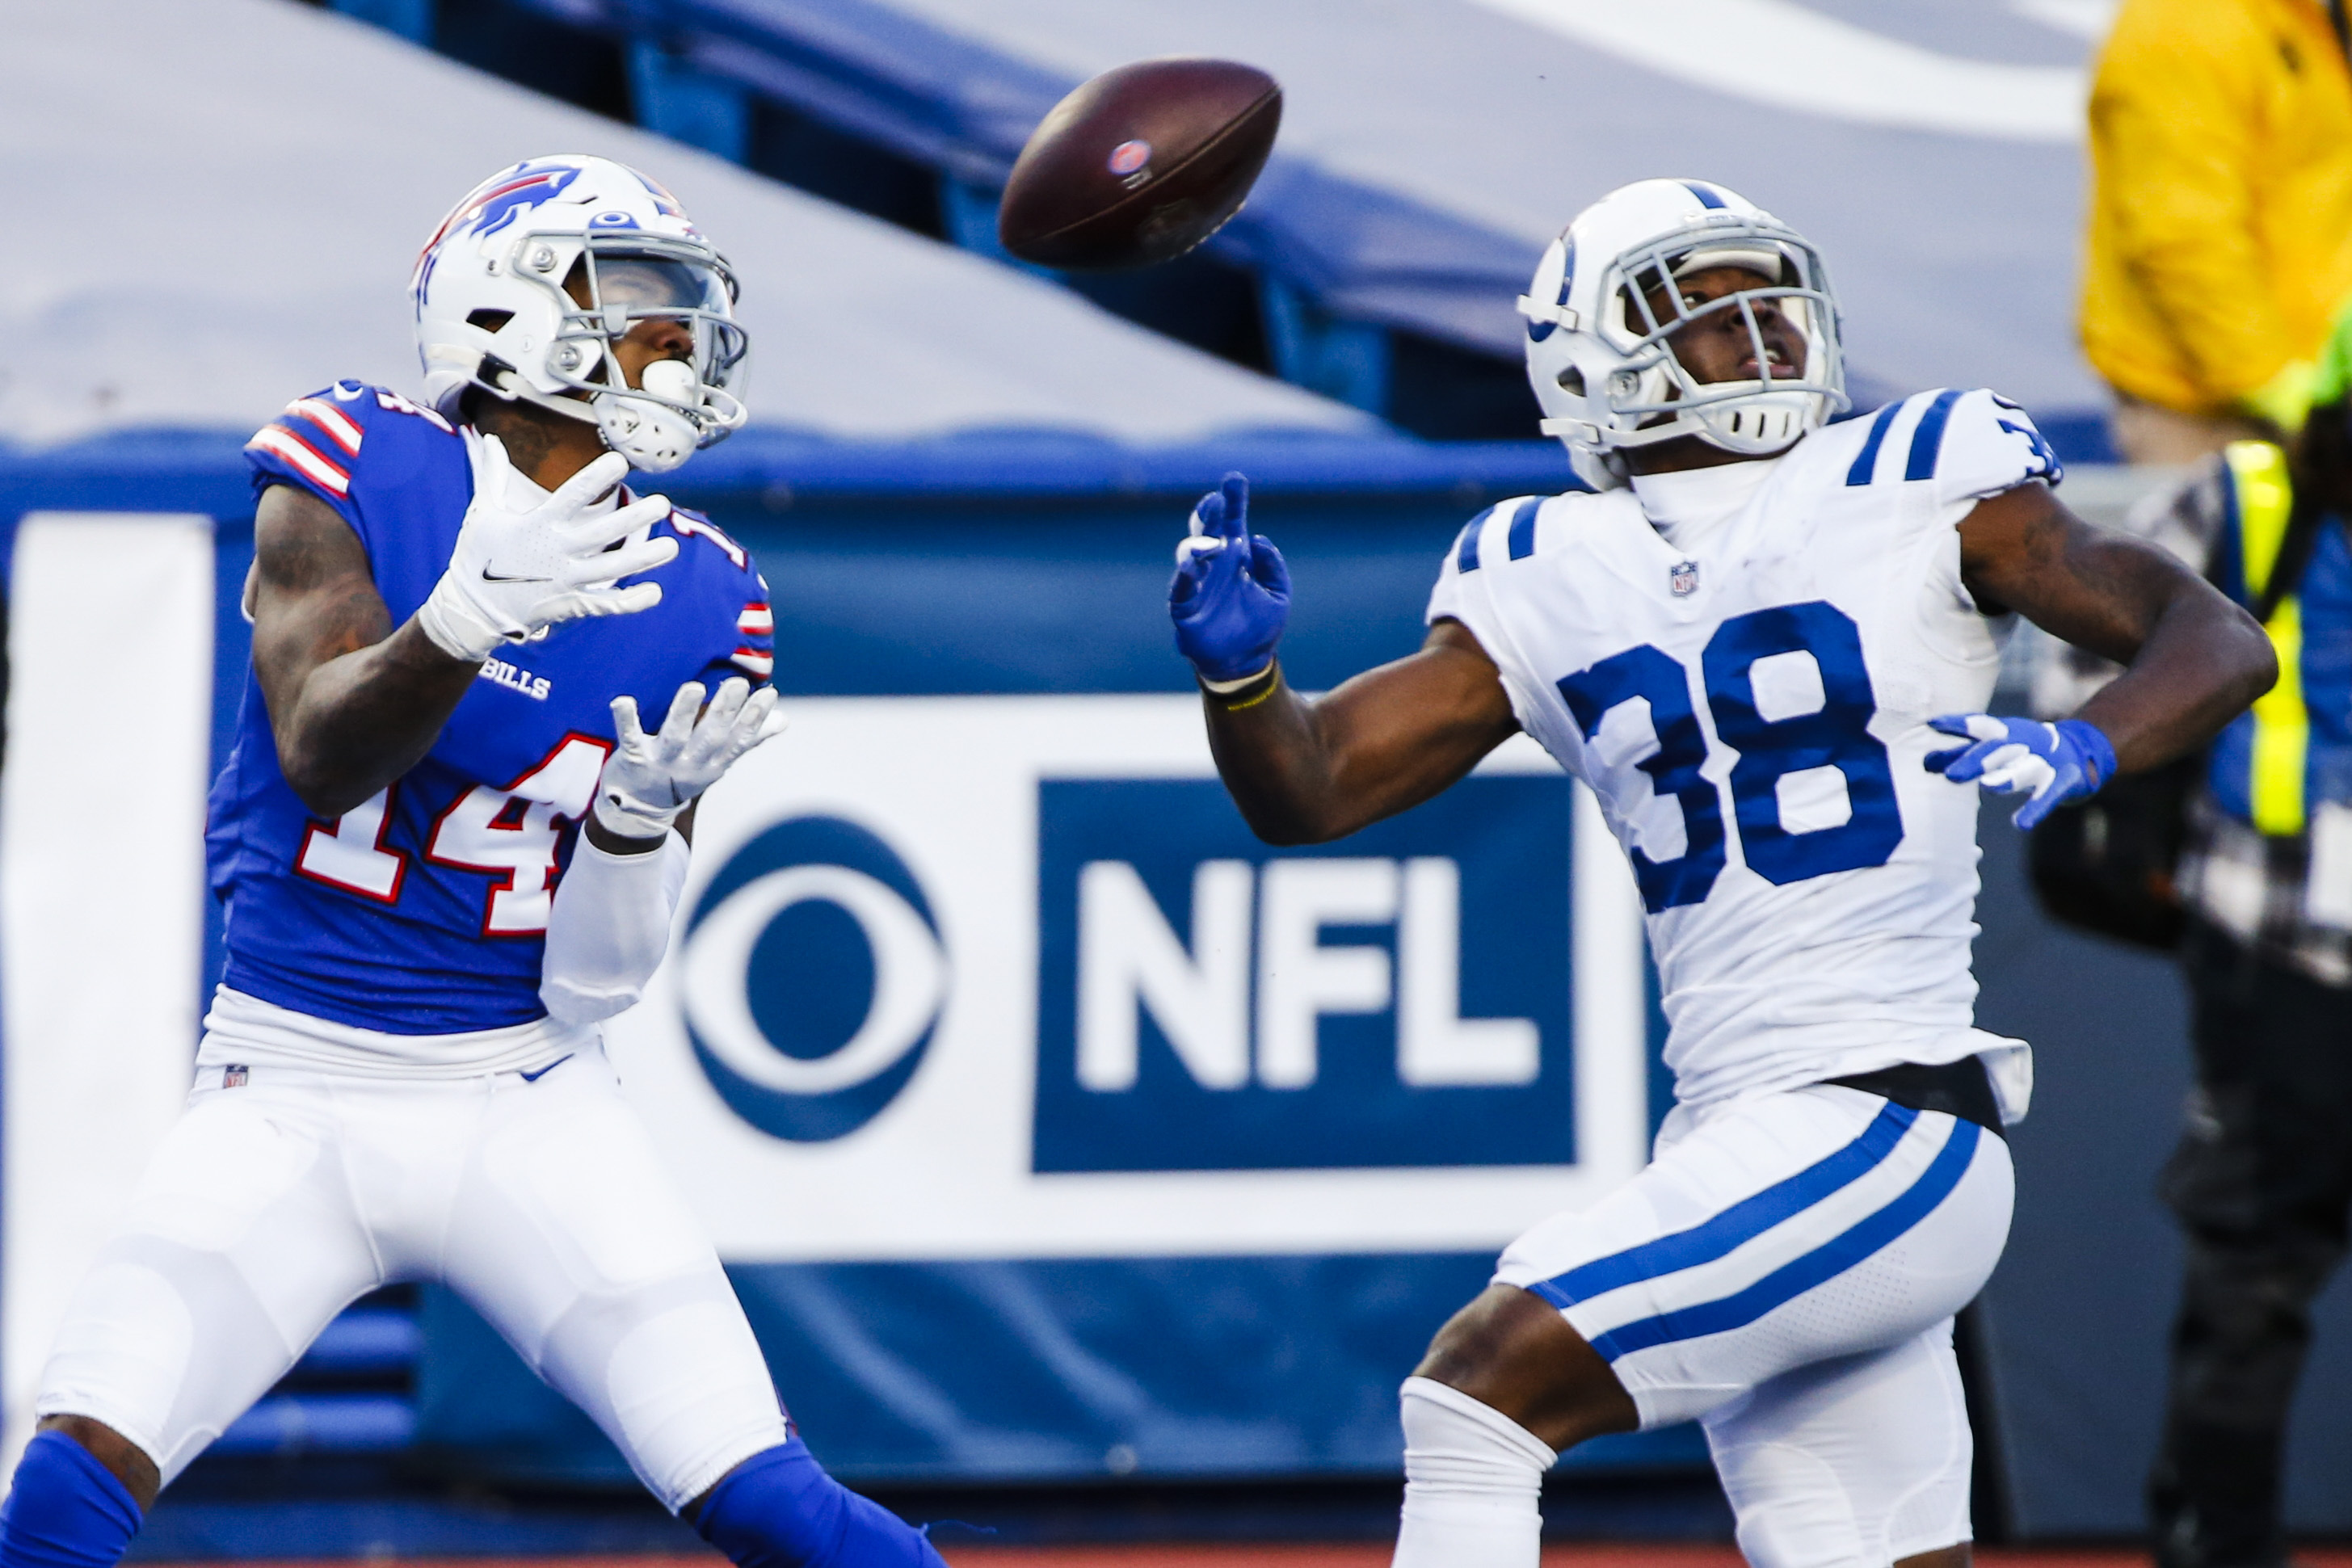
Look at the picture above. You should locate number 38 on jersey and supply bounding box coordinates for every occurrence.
[1559,599,1904,914]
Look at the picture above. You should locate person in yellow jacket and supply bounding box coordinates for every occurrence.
[2082,0,2352,464]
[2038,305,2352,1568]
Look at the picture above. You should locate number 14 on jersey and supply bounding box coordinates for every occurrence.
[294,735,612,935]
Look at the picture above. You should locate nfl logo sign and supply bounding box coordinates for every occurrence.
[1669,559,1700,598]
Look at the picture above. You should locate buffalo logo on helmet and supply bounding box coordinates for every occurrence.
[461,161,584,240]
[410,159,586,296]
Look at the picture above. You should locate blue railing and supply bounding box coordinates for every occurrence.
[212,1304,421,1458]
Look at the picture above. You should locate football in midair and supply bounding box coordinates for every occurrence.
[996,57,1282,271]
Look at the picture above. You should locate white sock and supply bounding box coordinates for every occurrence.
[1392,1375,1558,1568]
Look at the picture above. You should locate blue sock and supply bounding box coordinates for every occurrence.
[0,1431,141,1568]
[693,1440,944,1568]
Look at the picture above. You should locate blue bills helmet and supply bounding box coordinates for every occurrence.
[1520,179,1845,490]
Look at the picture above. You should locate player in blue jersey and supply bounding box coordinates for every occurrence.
[0,158,945,1568]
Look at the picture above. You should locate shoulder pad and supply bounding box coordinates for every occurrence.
[1835,388,2060,496]
[658,505,772,683]
[245,381,458,504]
[1448,493,1584,574]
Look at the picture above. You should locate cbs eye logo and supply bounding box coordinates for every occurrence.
[679,816,947,1141]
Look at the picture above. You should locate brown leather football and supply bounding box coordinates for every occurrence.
[997,58,1282,271]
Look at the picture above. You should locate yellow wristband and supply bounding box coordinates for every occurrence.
[1199,662,1281,711]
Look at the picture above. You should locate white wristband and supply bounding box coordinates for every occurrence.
[415,574,508,663]
[592,785,683,842]
[1198,660,1274,694]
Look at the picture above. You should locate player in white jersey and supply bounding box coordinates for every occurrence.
[1166,179,2278,1568]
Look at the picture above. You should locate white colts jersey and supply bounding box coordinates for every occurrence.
[1428,389,2060,1108]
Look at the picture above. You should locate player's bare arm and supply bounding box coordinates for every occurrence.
[250,481,480,818]
[1956,481,2275,769]
[1201,619,1517,845]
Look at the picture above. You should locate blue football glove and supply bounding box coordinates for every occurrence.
[1169,472,1290,684]
[1924,713,2118,830]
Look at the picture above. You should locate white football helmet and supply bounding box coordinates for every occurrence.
[1520,179,1845,490]
[411,155,749,473]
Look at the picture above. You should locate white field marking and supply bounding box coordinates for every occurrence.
[1464,0,2086,142]
[2007,0,2118,43]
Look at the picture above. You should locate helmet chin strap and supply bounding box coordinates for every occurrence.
[483,363,602,426]
[595,392,701,473]
[482,359,707,473]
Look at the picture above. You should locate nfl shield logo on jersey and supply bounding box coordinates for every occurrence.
[1669,559,1700,598]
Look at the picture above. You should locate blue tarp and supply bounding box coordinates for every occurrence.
[525,0,2110,418]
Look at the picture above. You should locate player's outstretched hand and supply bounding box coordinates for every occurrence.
[1924,713,2118,830]
[595,677,789,839]
[416,434,683,662]
[1170,472,1290,686]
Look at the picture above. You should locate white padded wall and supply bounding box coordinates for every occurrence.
[1,514,214,1476]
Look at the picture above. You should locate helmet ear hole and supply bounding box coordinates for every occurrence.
[1557,366,1586,396]
[466,309,514,333]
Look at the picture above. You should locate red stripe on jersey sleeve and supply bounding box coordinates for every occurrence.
[284,397,364,455]
[246,424,351,497]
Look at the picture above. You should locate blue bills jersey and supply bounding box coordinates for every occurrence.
[213,381,774,1033]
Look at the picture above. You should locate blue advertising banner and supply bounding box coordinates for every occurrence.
[607,697,1650,1267]
[1033,777,1577,1174]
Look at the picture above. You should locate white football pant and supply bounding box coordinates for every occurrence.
[33,1047,789,1508]
[1498,1083,2013,1566]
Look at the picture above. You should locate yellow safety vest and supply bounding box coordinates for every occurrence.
[2223,440,2308,834]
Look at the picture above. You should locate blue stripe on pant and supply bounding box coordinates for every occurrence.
[1527,1101,1918,1312]
[1586,1118,1983,1363]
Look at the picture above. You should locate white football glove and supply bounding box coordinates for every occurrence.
[414,433,681,663]
[594,677,789,839]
